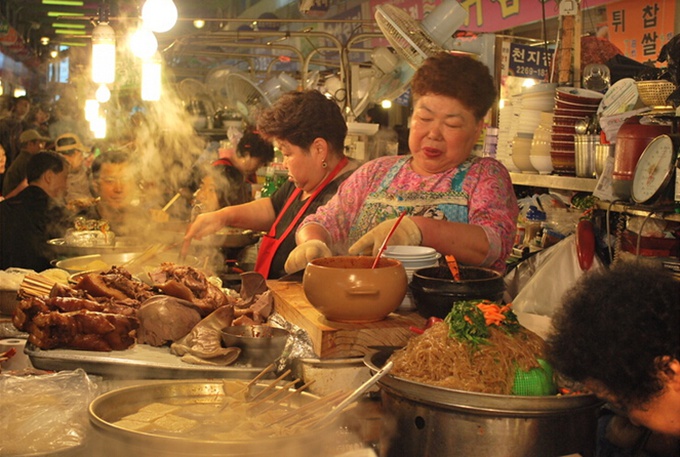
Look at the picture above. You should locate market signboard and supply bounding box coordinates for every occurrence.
[605,0,676,64]
[507,42,553,81]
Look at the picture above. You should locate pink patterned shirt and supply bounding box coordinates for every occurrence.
[300,155,518,272]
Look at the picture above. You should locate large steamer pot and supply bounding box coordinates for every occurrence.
[365,350,603,457]
[88,380,348,457]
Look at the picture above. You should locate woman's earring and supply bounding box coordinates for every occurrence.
[322,161,328,168]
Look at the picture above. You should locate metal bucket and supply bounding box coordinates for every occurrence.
[365,350,603,457]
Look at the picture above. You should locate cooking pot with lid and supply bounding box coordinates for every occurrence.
[364,349,602,457]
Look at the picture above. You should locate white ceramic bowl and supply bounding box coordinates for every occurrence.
[529,154,554,175]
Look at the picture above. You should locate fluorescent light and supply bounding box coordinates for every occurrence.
[92,23,116,84]
[57,41,87,47]
[55,29,86,35]
[42,0,84,5]
[47,11,85,17]
[52,23,86,29]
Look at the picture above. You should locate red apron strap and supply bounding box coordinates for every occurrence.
[254,156,349,277]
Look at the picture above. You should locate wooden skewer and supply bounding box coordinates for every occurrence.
[247,368,292,402]
[247,378,300,411]
[20,273,57,298]
[161,192,181,212]
[267,389,348,428]
[251,380,316,416]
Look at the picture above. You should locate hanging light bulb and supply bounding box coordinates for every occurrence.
[84,99,99,121]
[141,53,162,101]
[91,22,116,84]
[141,0,178,33]
[95,84,111,103]
[91,114,107,139]
[129,24,157,59]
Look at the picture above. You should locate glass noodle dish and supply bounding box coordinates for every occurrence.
[389,299,554,395]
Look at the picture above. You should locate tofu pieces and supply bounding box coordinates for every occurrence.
[114,402,197,434]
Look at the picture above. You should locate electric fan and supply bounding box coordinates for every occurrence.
[224,73,273,125]
[204,66,233,109]
[375,0,468,69]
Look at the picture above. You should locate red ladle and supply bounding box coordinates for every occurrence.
[372,210,408,269]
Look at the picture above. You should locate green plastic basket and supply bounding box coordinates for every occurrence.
[512,358,557,396]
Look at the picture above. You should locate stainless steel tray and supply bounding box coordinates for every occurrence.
[26,343,265,380]
[47,237,146,258]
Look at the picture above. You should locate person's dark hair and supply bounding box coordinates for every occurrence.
[8,96,30,112]
[26,150,67,183]
[546,261,680,408]
[256,90,347,155]
[90,150,130,180]
[411,52,497,121]
[236,128,275,163]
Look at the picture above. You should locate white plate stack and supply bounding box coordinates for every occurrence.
[382,246,441,311]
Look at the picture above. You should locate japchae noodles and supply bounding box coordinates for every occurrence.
[389,301,546,395]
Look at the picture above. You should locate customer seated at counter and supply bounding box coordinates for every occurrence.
[77,150,148,237]
[546,261,680,454]
[0,151,72,271]
[181,90,359,279]
[284,52,518,275]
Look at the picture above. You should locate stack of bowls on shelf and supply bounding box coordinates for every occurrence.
[512,133,537,173]
[551,87,604,175]
[510,84,557,174]
[382,246,441,310]
[495,103,520,172]
[529,111,554,174]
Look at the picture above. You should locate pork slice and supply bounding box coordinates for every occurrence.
[156,279,195,302]
[136,295,202,346]
[239,272,267,303]
[170,305,235,361]
[250,291,273,322]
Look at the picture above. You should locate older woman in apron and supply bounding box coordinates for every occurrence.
[286,53,518,274]
[181,90,358,279]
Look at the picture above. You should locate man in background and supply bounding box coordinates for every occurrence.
[1,129,50,198]
[0,151,72,271]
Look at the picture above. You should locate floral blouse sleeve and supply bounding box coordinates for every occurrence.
[299,157,398,250]
[464,158,519,272]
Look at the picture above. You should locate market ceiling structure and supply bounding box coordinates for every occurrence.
[0,0,309,63]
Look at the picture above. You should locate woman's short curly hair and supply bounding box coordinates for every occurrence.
[256,90,347,155]
[546,261,680,408]
[411,52,497,121]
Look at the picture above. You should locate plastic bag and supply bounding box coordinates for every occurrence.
[0,369,99,455]
[506,235,604,318]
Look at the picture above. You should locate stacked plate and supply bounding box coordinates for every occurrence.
[550,87,604,175]
[382,246,441,311]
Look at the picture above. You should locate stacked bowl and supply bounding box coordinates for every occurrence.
[529,112,554,174]
[382,246,441,310]
[551,87,603,175]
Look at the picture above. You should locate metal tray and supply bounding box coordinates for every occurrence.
[47,237,146,258]
[26,343,265,380]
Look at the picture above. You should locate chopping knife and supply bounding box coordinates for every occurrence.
[278,269,305,282]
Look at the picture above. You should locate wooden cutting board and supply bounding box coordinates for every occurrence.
[268,280,426,359]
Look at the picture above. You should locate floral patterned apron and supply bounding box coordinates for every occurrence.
[349,156,476,246]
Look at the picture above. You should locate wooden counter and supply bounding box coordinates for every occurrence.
[268,280,426,359]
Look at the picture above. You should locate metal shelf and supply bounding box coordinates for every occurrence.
[510,173,597,192]
[596,201,680,222]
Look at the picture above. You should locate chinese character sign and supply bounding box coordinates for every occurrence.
[507,42,553,80]
[606,0,675,64]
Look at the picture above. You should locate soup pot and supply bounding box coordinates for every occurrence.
[303,256,407,323]
[88,380,352,457]
[364,349,602,457]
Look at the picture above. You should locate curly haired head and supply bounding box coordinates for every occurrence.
[546,261,680,408]
[236,128,275,164]
[411,52,497,121]
[256,90,347,155]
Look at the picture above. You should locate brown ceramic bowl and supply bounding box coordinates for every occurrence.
[302,256,408,323]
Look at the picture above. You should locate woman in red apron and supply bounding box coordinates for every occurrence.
[181,90,358,279]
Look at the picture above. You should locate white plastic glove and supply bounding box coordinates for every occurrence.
[284,240,332,273]
[348,216,422,256]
